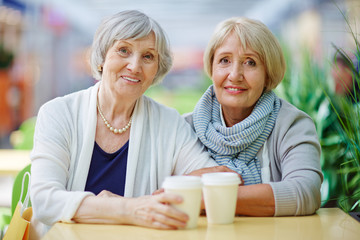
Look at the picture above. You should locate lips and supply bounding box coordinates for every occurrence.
[122,76,140,83]
[224,86,246,94]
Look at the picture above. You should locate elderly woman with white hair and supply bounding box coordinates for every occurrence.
[185,17,323,217]
[30,10,231,238]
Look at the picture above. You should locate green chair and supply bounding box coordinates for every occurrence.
[0,164,31,238]
[11,164,31,216]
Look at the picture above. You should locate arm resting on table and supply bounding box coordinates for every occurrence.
[236,184,275,217]
[73,191,189,229]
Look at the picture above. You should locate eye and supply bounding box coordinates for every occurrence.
[118,47,130,56]
[219,57,230,64]
[244,58,256,66]
[143,53,154,62]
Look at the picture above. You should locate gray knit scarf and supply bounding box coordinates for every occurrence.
[193,85,280,185]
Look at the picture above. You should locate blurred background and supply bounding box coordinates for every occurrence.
[0,0,359,214]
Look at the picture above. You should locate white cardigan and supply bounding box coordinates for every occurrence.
[30,82,216,235]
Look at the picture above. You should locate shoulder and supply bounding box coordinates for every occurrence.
[270,98,320,151]
[39,85,95,115]
[276,98,316,130]
[138,96,198,142]
[141,95,182,118]
[138,95,190,132]
[278,98,310,118]
[36,85,97,130]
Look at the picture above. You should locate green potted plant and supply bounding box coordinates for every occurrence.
[274,45,344,208]
[276,4,360,220]
[324,4,360,220]
[327,44,360,219]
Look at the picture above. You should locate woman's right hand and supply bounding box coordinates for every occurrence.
[74,190,188,229]
[124,192,189,229]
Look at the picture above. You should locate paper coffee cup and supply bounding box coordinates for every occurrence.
[202,172,241,224]
[162,176,203,229]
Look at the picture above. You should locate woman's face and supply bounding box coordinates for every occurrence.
[101,32,159,100]
[212,32,267,120]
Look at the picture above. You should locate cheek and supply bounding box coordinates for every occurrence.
[212,68,227,85]
[248,70,266,87]
[104,57,124,73]
[144,64,158,79]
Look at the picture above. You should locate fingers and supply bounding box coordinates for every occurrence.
[152,188,164,195]
[216,165,236,173]
[155,193,188,219]
[187,166,244,185]
[214,166,244,185]
[200,195,205,210]
[129,193,189,230]
[97,190,121,198]
[239,175,244,185]
[187,165,240,176]
[154,193,189,223]
[134,206,187,229]
[155,192,183,204]
[185,169,203,176]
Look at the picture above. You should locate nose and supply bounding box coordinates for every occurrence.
[126,55,141,73]
[229,62,244,81]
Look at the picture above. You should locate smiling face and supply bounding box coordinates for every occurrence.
[101,32,159,101]
[212,32,267,123]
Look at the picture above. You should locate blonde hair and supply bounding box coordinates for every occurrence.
[203,17,286,91]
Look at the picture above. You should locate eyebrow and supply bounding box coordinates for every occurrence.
[114,40,132,46]
[216,51,259,58]
[114,40,157,51]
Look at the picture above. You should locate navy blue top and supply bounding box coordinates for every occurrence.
[85,141,128,196]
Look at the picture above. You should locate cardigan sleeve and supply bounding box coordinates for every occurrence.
[30,98,94,226]
[268,101,323,216]
[172,113,218,175]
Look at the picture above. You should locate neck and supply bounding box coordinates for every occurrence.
[98,84,136,122]
[221,105,253,127]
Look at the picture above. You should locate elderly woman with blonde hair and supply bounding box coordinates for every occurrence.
[185,17,323,217]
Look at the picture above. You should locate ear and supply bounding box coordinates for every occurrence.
[265,75,271,91]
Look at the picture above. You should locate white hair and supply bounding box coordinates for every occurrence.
[90,10,172,85]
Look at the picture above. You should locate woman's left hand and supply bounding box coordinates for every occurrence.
[186,166,243,184]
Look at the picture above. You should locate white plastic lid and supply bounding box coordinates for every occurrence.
[202,172,241,186]
[162,176,203,189]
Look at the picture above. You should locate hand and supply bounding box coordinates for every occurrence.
[125,192,189,230]
[186,165,234,176]
[186,166,243,185]
[152,188,206,214]
[97,190,121,198]
[152,188,164,195]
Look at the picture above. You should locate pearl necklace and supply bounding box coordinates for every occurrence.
[97,99,132,134]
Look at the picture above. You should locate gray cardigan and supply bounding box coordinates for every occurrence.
[184,99,323,216]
